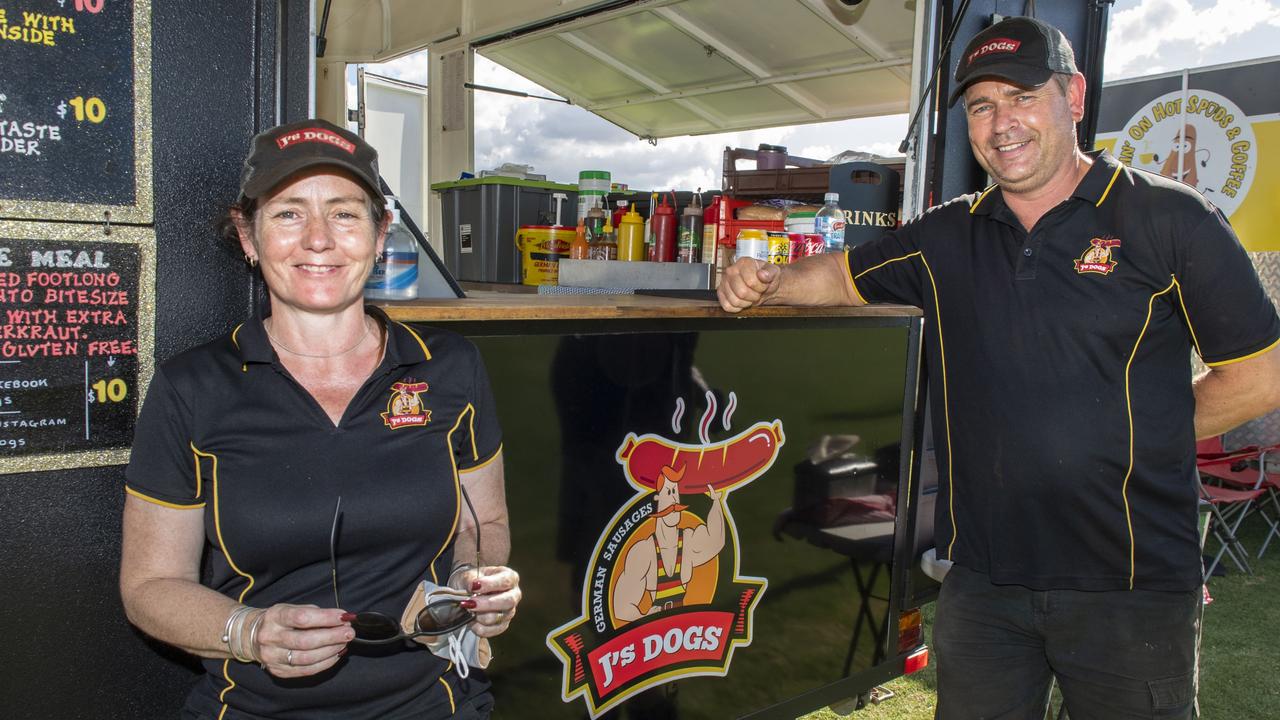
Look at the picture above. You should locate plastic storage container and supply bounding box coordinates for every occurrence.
[577,170,610,222]
[433,176,578,284]
[705,196,785,288]
[784,210,816,235]
[756,144,787,170]
[705,196,786,246]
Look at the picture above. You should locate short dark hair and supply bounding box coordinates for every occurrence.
[1050,72,1072,95]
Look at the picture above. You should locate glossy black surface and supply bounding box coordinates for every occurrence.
[464,320,920,720]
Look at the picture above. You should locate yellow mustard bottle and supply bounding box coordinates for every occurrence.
[616,203,646,261]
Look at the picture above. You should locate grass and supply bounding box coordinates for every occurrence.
[801,520,1280,719]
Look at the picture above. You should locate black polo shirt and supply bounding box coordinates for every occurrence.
[847,151,1280,592]
[125,306,501,719]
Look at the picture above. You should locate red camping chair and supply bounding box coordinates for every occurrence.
[1197,437,1280,555]
[1196,438,1280,578]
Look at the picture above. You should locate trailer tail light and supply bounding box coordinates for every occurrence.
[904,646,929,675]
[897,607,923,654]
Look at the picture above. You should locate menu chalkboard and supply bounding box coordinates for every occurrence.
[0,221,154,474]
[0,0,152,223]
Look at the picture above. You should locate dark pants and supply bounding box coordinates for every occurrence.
[933,565,1199,720]
[180,691,493,720]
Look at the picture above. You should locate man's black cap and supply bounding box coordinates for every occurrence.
[949,16,1078,107]
[238,119,381,203]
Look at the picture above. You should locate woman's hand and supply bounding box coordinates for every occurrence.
[455,566,522,638]
[253,604,354,678]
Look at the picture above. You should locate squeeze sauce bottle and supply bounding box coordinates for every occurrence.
[678,195,703,263]
[569,220,589,260]
[644,192,657,260]
[651,193,677,263]
[600,219,618,260]
[616,203,645,261]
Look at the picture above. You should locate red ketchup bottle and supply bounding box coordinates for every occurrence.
[651,193,677,262]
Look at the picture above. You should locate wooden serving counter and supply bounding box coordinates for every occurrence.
[377,289,922,323]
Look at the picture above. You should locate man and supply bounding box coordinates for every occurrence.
[612,464,726,623]
[719,16,1280,720]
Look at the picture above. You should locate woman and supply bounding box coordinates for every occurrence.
[119,119,521,719]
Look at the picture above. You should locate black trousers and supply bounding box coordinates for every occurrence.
[180,691,493,720]
[932,565,1199,720]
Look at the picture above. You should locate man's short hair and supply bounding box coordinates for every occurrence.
[1051,72,1072,95]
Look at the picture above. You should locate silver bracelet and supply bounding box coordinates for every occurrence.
[448,562,478,589]
[231,607,251,663]
[245,609,267,665]
[227,605,257,663]
[221,605,253,656]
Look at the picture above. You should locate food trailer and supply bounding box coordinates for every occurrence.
[0,1,1111,717]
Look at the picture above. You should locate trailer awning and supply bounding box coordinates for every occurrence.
[477,0,915,138]
[321,0,917,139]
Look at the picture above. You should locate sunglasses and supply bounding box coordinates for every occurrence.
[330,487,483,644]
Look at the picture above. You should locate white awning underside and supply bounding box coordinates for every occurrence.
[322,0,918,139]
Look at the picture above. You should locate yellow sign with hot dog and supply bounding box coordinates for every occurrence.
[1094,58,1279,251]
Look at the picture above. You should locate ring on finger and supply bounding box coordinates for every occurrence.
[286,649,294,666]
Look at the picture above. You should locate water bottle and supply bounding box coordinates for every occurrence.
[365,201,419,300]
[814,192,846,254]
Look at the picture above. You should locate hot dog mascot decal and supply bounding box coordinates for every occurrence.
[547,392,783,718]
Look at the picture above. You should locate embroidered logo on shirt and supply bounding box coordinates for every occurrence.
[381,380,430,429]
[1074,236,1121,275]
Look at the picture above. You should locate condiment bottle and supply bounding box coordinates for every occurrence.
[651,193,677,263]
[600,219,618,260]
[569,220,589,260]
[585,207,608,260]
[644,192,657,261]
[617,203,645,261]
[677,196,703,263]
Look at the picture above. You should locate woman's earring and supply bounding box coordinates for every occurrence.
[245,254,258,268]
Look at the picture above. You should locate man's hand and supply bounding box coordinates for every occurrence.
[717,252,863,312]
[718,258,781,313]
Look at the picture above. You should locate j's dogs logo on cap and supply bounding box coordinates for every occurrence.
[275,127,356,154]
[1074,237,1121,275]
[381,380,431,429]
[967,38,1021,65]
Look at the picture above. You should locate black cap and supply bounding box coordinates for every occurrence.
[238,119,381,203]
[949,16,1077,107]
